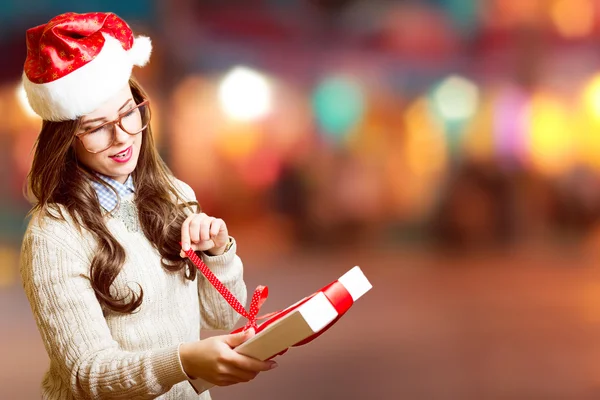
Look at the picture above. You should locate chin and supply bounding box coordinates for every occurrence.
[104,162,138,179]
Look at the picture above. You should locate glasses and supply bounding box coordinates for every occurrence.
[75,100,151,153]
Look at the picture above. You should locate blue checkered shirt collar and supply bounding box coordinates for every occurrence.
[90,173,135,212]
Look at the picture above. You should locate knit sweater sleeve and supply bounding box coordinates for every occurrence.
[171,177,247,330]
[20,217,189,399]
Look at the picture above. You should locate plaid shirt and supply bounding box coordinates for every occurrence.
[90,173,135,212]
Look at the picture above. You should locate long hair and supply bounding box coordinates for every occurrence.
[25,78,198,313]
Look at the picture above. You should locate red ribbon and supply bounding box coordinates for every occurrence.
[184,247,354,359]
[184,248,268,330]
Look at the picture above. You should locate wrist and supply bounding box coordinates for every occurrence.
[205,237,232,256]
[179,342,196,380]
[205,246,226,257]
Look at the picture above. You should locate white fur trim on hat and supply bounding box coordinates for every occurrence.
[22,34,152,122]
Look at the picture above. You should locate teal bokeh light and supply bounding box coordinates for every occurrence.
[312,76,365,142]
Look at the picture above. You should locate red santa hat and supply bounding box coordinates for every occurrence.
[22,12,152,121]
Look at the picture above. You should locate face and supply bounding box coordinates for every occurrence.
[74,84,143,184]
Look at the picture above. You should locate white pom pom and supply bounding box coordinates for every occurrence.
[130,36,152,67]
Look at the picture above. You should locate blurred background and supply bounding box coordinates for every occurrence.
[5,0,600,398]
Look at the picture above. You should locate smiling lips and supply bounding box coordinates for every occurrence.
[109,146,132,163]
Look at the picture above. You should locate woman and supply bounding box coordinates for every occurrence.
[19,11,276,399]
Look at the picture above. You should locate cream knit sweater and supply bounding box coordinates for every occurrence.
[19,179,247,399]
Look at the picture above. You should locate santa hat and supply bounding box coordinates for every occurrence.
[22,12,152,121]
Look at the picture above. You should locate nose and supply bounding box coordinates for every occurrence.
[113,123,129,144]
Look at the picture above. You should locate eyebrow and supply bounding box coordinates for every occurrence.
[81,99,133,127]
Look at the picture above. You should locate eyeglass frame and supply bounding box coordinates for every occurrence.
[74,99,151,154]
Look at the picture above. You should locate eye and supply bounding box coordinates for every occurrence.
[87,125,108,135]
[122,108,137,118]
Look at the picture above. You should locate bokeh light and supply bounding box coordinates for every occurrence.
[402,97,448,218]
[551,0,595,38]
[528,92,574,176]
[218,66,273,121]
[312,75,365,143]
[492,87,531,162]
[582,73,600,120]
[431,75,480,122]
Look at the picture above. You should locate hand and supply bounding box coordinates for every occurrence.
[180,213,229,256]
[179,329,278,386]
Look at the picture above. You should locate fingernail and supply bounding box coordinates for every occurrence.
[182,242,190,251]
[180,250,186,258]
[270,362,278,369]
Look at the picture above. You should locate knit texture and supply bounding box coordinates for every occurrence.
[19,178,247,399]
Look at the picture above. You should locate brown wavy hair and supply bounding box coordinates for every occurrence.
[25,78,199,313]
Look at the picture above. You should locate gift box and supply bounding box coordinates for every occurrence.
[183,250,373,394]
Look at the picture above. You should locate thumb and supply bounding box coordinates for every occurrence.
[223,328,255,348]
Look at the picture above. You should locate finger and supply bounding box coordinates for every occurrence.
[229,353,277,373]
[181,214,195,251]
[200,217,215,242]
[189,239,215,252]
[222,329,254,347]
[210,218,224,238]
[180,249,186,258]
[188,213,205,243]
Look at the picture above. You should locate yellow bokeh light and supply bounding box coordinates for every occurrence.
[528,93,574,176]
[400,97,448,217]
[405,97,447,179]
[572,108,600,172]
[551,0,595,38]
[576,75,600,171]
[582,73,600,119]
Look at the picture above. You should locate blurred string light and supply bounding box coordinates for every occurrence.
[312,75,365,143]
[218,66,272,121]
[493,87,531,162]
[431,75,479,122]
[429,74,480,155]
[528,93,574,176]
[551,0,595,38]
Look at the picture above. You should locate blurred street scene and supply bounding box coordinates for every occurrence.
[4,1,600,399]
